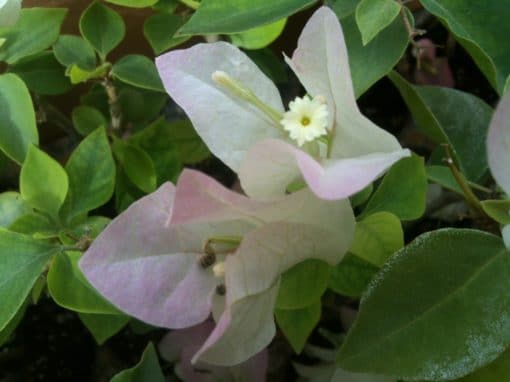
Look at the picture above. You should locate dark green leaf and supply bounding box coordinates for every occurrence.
[53,34,96,70]
[163,119,210,164]
[105,0,158,7]
[276,301,321,353]
[112,55,165,92]
[79,2,125,58]
[113,140,157,194]
[0,8,67,64]
[329,253,378,298]
[481,200,510,225]
[338,229,510,380]
[71,105,108,136]
[79,312,130,345]
[110,343,165,382]
[457,347,510,381]
[427,165,463,195]
[0,73,38,164]
[143,13,189,55]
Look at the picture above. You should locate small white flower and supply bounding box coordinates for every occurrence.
[280,95,328,146]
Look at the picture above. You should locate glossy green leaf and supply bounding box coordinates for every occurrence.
[113,140,157,194]
[71,105,107,136]
[110,343,165,382]
[420,0,510,94]
[350,212,403,267]
[329,253,378,298]
[20,145,68,217]
[0,73,38,164]
[276,301,321,353]
[48,251,120,314]
[341,12,408,98]
[0,8,67,64]
[143,13,189,55]
[481,200,510,225]
[79,312,129,345]
[389,71,492,181]
[0,228,58,331]
[0,192,31,228]
[276,259,331,310]
[178,0,315,35]
[105,0,158,7]
[61,128,115,222]
[338,229,510,380]
[112,55,165,92]
[230,18,287,50]
[363,155,427,220]
[163,119,210,164]
[355,0,401,45]
[79,2,125,58]
[129,118,182,185]
[53,34,96,70]
[8,51,71,95]
[457,347,510,382]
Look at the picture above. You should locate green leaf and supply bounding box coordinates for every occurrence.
[163,119,210,164]
[71,105,108,136]
[456,347,510,382]
[363,155,427,220]
[329,253,379,298]
[113,140,157,194]
[327,0,359,19]
[8,51,72,95]
[143,13,189,55]
[350,184,373,208]
[110,343,165,382]
[79,312,129,345]
[341,12,408,98]
[420,0,510,94]
[112,55,165,92]
[0,73,38,164]
[481,200,510,225]
[337,229,510,380]
[0,8,67,64]
[0,192,31,228]
[61,128,115,222]
[276,301,321,353]
[8,212,56,236]
[355,0,401,45]
[20,145,69,217]
[117,86,167,126]
[79,2,126,58]
[350,212,403,267]
[129,118,182,185]
[0,229,58,331]
[276,259,331,310]
[48,251,121,314]
[426,165,463,195]
[178,0,315,35]
[53,34,96,71]
[105,0,158,7]
[389,71,492,181]
[230,18,287,50]
[246,48,288,84]
[0,298,28,347]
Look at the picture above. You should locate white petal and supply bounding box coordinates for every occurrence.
[488,90,510,196]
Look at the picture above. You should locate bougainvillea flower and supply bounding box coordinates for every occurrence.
[488,89,510,196]
[156,6,410,200]
[159,320,268,382]
[79,169,354,365]
[0,0,21,28]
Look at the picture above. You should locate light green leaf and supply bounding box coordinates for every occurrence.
[338,229,510,380]
[276,301,321,353]
[0,73,38,164]
[230,18,286,50]
[0,192,31,228]
[105,0,158,7]
[276,259,331,310]
[481,200,510,225]
[110,343,165,382]
[420,0,510,94]
[355,0,401,45]
[53,34,96,70]
[67,62,111,84]
[350,212,403,267]
[8,212,56,236]
[0,228,59,331]
[61,128,115,222]
[389,71,492,181]
[79,2,125,58]
[0,8,67,64]
[113,140,157,194]
[178,0,315,35]
[329,253,379,298]
[20,145,69,217]
[79,312,129,345]
[363,155,427,220]
[48,251,121,314]
[143,13,189,54]
[8,51,72,95]
[71,105,107,136]
[112,55,165,92]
